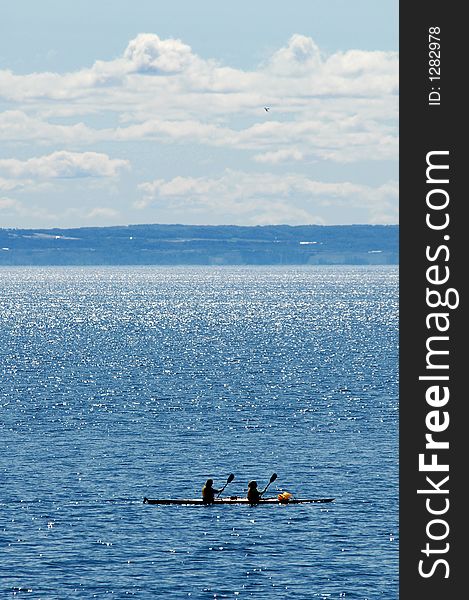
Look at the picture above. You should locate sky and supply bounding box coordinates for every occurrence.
[0,1,398,229]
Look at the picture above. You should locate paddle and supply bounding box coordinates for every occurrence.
[216,473,235,498]
[260,472,278,497]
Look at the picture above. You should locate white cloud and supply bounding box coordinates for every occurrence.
[266,34,323,75]
[0,33,397,163]
[87,207,120,219]
[0,177,28,192]
[123,33,200,74]
[0,196,19,210]
[0,197,67,224]
[0,109,397,164]
[0,151,130,179]
[253,148,304,164]
[0,111,95,145]
[0,32,398,227]
[0,196,57,223]
[137,169,398,225]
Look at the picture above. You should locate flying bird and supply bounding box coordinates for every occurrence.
[264,106,270,112]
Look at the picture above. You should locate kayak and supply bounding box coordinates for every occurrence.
[143,497,334,505]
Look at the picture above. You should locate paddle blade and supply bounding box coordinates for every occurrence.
[270,473,278,483]
[227,473,235,483]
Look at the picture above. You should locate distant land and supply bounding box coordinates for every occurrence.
[0,224,398,266]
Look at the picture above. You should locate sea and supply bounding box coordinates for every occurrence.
[0,266,399,599]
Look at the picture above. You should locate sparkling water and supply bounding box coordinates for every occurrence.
[1,266,398,599]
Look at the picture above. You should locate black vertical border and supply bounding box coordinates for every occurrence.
[400,2,464,595]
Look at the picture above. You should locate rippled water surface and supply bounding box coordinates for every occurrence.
[1,266,398,599]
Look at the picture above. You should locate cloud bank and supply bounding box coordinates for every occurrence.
[0,32,398,227]
[0,151,129,179]
[137,170,398,225]
[0,33,397,161]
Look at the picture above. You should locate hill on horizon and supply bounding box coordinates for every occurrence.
[0,223,398,266]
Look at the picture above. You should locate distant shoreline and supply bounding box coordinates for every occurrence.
[0,223,399,266]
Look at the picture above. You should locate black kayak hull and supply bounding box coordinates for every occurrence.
[143,497,334,505]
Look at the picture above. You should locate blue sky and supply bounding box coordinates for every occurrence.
[0,1,398,228]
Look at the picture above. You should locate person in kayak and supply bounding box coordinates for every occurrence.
[247,473,278,504]
[247,480,264,505]
[202,479,221,504]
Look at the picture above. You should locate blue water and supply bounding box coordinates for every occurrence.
[0,266,398,599]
